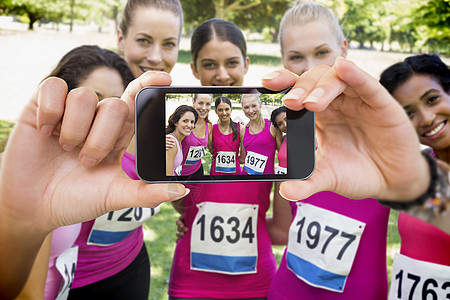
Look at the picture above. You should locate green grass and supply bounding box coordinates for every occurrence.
[0,120,14,152]
[144,204,180,300]
[177,49,281,66]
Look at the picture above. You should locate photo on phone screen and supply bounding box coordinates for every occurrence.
[135,87,315,183]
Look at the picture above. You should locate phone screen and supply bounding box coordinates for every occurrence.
[136,86,315,183]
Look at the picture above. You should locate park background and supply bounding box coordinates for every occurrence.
[0,0,449,299]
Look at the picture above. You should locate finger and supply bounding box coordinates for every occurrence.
[279,166,332,201]
[36,77,68,136]
[78,98,129,167]
[59,88,98,151]
[107,181,189,212]
[289,65,347,112]
[121,71,172,120]
[333,58,397,110]
[117,71,173,152]
[262,66,334,111]
[261,69,299,91]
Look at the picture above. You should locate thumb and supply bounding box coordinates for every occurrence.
[106,178,188,211]
[279,166,332,201]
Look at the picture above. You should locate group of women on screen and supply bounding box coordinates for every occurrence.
[165,93,284,177]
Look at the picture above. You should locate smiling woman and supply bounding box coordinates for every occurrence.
[165,105,199,176]
[118,0,183,78]
[379,53,450,298]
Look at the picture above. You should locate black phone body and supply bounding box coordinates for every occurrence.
[135,86,315,183]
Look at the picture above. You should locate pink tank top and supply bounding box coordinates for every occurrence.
[170,133,183,175]
[398,150,450,266]
[181,123,209,176]
[268,192,389,299]
[398,213,450,265]
[71,152,144,288]
[278,137,287,172]
[168,182,277,298]
[210,123,241,175]
[243,119,276,175]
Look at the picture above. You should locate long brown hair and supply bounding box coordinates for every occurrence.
[46,45,134,92]
[166,105,199,134]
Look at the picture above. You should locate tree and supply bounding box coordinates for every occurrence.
[232,0,291,42]
[0,0,120,32]
[411,0,450,53]
[181,0,292,31]
[341,0,387,49]
[6,0,52,30]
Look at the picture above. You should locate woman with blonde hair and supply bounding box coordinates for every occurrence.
[267,1,390,299]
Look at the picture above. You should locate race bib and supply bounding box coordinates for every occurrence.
[244,151,268,175]
[191,202,258,275]
[185,146,206,165]
[88,206,160,246]
[276,165,287,175]
[287,203,365,292]
[389,253,450,300]
[174,165,182,176]
[215,151,236,173]
[55,246,78,300]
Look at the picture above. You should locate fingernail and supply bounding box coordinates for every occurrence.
[261,71,280,80]
[303,88,324,104]
[172,188,190,201]
[278,189,298,202]
[282,87,306,101]
[41,125,55,137]
[80,156,97,167]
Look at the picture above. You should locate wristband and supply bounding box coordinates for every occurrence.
[378,152,449,223]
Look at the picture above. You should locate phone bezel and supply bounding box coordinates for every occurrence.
[135,86,315,183]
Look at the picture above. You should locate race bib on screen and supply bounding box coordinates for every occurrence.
[88,207,159,246]
[389,253,450,300]
[191,202,258,275]
[215,151,236,173]
[286,203,365,293]
[276,165,287,175]
[185,146,206,165]
[244,151,268,175]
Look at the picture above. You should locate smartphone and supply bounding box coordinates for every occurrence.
[135,86,315,183]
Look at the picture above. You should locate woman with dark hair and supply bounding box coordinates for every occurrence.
[270,106,287,175]
[68,1,184,298]
[15,45,134,300]
[166,105,198,176]
[380,54,450,296]
[209,96,245,175]
[190,18,250,86]
[180,93,213,177]
[47,45,134,94]
[168,18,280,300]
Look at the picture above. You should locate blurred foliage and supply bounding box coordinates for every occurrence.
[0,0,448,54]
